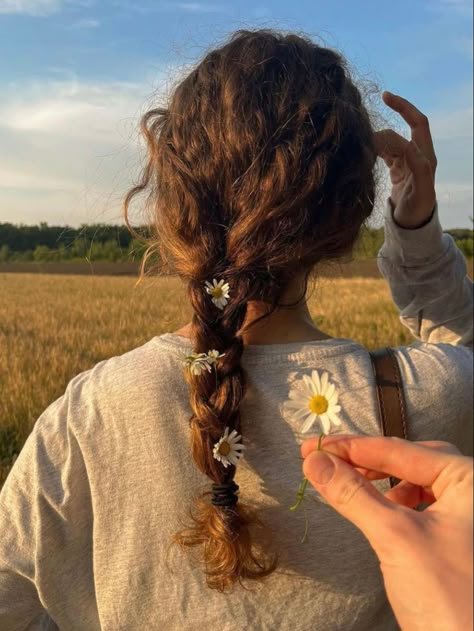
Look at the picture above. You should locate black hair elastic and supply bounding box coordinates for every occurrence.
[211,480,240,507]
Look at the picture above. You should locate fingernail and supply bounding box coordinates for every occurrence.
[306,451,336,485]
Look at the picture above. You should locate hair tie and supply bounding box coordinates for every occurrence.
[211,480,240,507]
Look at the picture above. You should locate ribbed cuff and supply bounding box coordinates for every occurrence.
[381,197,445,263]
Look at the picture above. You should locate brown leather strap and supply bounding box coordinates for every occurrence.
[369,347,408,488]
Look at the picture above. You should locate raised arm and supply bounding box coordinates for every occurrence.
[377,197,473,348]
[374,91,473,349]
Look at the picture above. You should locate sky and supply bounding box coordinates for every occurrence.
[0,0,472,229]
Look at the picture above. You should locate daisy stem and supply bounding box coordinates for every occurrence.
[301,506,309,544]
[289,477,308,511]
[318,432,326,450]
[289,433,326,512]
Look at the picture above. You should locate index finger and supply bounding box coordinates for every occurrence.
[301,435,467,497]
[382,91,437,165]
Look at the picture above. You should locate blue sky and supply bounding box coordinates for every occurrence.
[0,0,472,228]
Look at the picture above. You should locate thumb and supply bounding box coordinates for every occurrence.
[303,450,404,553]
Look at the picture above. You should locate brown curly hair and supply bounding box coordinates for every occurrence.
[124,29,382,592]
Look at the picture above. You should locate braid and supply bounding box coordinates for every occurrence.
[172,276,278,591]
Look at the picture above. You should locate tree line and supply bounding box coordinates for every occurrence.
[0,221,472,263]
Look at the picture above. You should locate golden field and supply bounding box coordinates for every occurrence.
[0,268,469,487]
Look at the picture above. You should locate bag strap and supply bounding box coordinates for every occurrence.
[369,347,408,488]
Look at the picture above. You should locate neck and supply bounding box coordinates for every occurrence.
[174,277,332,345]
[238,300,331,344]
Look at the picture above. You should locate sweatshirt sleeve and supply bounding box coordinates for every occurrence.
[377,198,473,349]
[0,373,99,630]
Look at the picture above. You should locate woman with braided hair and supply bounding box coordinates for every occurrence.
[0,29,472,631]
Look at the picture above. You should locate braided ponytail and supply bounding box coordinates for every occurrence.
[123,29,380,591]
[173,275,278,591]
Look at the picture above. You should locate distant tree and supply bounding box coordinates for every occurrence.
[456,238,473,257]
[127,238,148,261]
[0,244,10,262]
[33,245,54,262]
[102,240,124,262]
[69,238,89,259]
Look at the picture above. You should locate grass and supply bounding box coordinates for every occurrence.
[0,270,462,487]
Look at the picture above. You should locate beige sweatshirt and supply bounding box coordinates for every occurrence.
[0,199,472,631]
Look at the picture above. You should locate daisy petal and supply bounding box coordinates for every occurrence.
[325,383,335,401]
[328,412,342,426]
[283,399,305,412]
[311,370,321,392]
[291,408,313,423]
[301,413,317,433]
[320,372,329,394]
[288,389,308,402]
[301,374,314,394]
[320,413,332,434]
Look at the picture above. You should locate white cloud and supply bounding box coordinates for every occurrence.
[429,105,473,140]
[0,0,61,15]
[426,0,473,13]
[435,181,473,227]
[0,0,95,14]
[0,74,166,226]
[112,0,228,14]
[1,78,147,138]
[0,73,472,229]
[0,166,79,191]
[74,16,99,27]
[175,2,223,11]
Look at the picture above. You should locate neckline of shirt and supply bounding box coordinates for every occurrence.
[153,332,365,362]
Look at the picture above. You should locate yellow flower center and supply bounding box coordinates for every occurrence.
[212,287,223,298]
[308,394,328,415]
[218,441,231,456]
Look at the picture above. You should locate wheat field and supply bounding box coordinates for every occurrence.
[0,270,456,487]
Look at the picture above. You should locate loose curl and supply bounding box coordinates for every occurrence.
[124,29,383,592]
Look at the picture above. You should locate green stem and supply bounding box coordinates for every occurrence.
[289,432,327,512]
[289,477,308,511]
[301,507,309,544]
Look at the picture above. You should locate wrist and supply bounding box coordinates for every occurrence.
[389,198,436,230]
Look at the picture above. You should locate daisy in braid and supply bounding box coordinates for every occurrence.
[181,277,246,473]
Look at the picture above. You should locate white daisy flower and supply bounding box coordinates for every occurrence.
[206,349,225,363]
[213,427,246,468]
[204,278,230,309]
[181,350,225,375]
[282,370,342,434]
[182,352,211,375]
